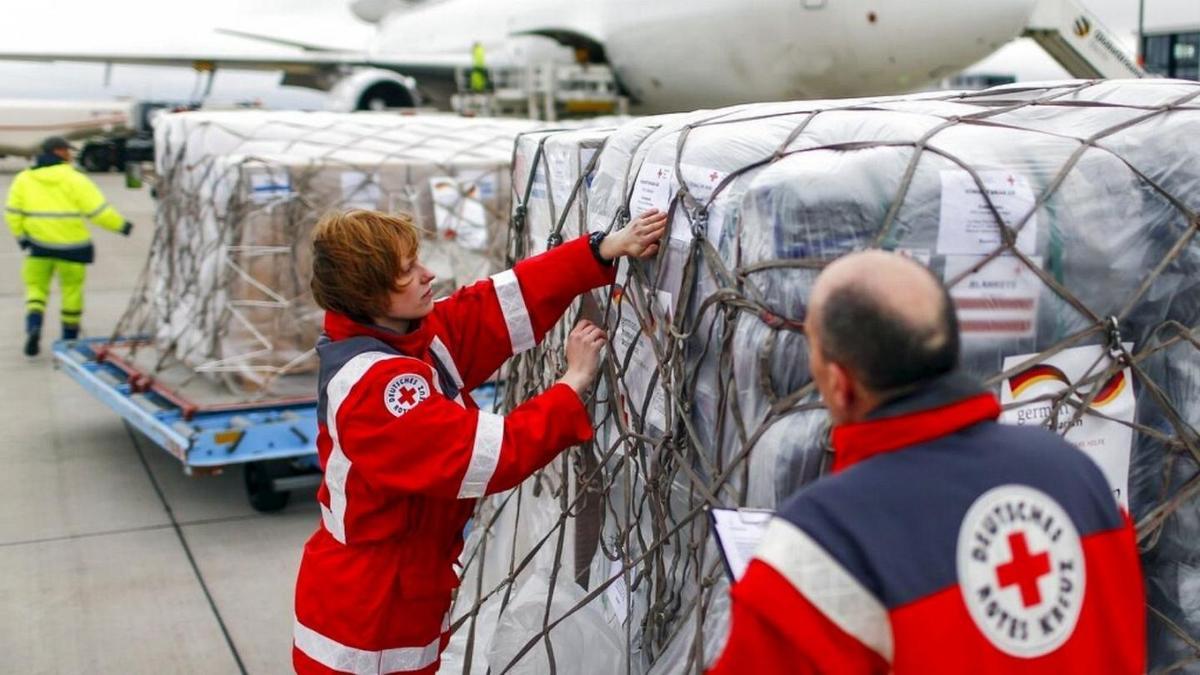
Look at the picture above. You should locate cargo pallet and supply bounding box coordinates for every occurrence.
[53,336,322,512]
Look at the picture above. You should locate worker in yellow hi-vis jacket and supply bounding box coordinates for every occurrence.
[5,136,132,356]
[469,41,489,92]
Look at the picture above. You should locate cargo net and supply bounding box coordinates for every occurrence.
[445,80,1200,674]
[111,112,537,400]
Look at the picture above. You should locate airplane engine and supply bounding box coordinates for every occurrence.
[326,68,421,112]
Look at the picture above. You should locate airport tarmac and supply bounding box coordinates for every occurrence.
[0,169,315,674]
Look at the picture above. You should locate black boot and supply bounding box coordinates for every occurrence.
[23,331,40,356]
[24,312,42,357]
[62,324,80,341]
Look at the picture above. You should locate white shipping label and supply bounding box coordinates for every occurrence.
[670,164,730,244]
[1000,344,1135,508]
[248,172,293,204]
[430,176,488,251]
[549,153,575,206]
[945,255,1042,340]
[679,164,728,203]
[938,170,1038,256]
[341,171,383,210]
[580,148,599,187]
[710,508,772,581]
[530,165,548,201]
[631,162,674,220]
[605,559,630,625]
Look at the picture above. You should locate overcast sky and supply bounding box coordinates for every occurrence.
[0,0,1196,108]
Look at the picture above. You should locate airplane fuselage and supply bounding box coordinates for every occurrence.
[365,0,1039,112]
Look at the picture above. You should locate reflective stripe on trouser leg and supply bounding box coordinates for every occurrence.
[21,257,53,316]
[293,618,442,674]
[58,261,86,328]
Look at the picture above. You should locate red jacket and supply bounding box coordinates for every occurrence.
[709,374,1146,674]
[293,236,615,675]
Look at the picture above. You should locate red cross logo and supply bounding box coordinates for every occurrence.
[995,532,1052,608]
[1007,174,1016,186]
[397,386,418,406]
[657,169,667,179]
[709,171,720,183]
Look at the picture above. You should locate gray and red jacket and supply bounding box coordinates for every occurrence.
[293,235,615,675]
[709,373,1145,674]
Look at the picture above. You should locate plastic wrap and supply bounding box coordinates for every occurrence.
[449,80,1200,673]
[116,111,539,395]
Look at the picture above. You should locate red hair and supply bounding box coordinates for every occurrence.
[310,210,421,321]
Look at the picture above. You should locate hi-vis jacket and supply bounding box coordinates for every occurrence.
[709,374,1146,675]
[5,160,128,263]
[293,235,616,675]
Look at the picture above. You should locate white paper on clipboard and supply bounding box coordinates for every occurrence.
[709,507,773,581]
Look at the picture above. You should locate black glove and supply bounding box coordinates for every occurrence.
[120,221,133,236]
[17,237,30,251]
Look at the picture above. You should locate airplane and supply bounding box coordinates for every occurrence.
[0,0,1080,115]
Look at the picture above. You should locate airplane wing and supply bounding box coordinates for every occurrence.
[0,49,468,81]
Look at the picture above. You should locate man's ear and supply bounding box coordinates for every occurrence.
[827,361,855,417]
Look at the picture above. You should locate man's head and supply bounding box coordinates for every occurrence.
[806,250,959,425]
[310,210,435,327]
[41,136,74,162]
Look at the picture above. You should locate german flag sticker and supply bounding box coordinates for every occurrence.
[1090,371,1126,408]
[1008,364,1070,398]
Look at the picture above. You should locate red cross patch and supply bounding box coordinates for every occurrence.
[384,373,431,417]
[956,484,1085,658]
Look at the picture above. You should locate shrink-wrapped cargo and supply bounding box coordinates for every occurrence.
[116,111,539,394]
[448,80,1200,673]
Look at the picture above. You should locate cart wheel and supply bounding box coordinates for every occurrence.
[244,460,292,513]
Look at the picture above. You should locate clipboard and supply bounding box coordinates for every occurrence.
[707,506,773,582]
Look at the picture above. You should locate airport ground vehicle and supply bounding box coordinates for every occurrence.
[54,336,499,512]
[54,336,322,512]
[78,101,196,173]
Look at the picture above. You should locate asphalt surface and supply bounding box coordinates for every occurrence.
[0,168,318,674]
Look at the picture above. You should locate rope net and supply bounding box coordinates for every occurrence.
[446,80,1200,674]
[113,111,539,399]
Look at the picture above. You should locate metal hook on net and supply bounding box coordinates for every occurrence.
[546,232,564,249]
[512,204,527,233]
[690,208,709,242]
[1105,316,1127,362]
[615,204,631,231]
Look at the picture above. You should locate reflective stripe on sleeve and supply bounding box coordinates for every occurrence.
[490,269,535,355]
[321,351,401,544]
[457,411,504,499]
[293,618,440,674]
[755,518,894,663]
[4,207,84,218]
[22,238,91,251]
[85,202,110,218]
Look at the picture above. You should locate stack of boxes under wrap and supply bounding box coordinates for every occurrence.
[446,80,1200,673]
[139,111,540,394]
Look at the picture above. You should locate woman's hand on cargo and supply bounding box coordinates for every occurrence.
[559,320,607,394]
[600,209,669,260]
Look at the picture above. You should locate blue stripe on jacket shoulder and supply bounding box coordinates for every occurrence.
[315,335,401,427]
[775,421,1125,610]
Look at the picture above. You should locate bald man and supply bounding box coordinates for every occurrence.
[708,251,1145,674]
